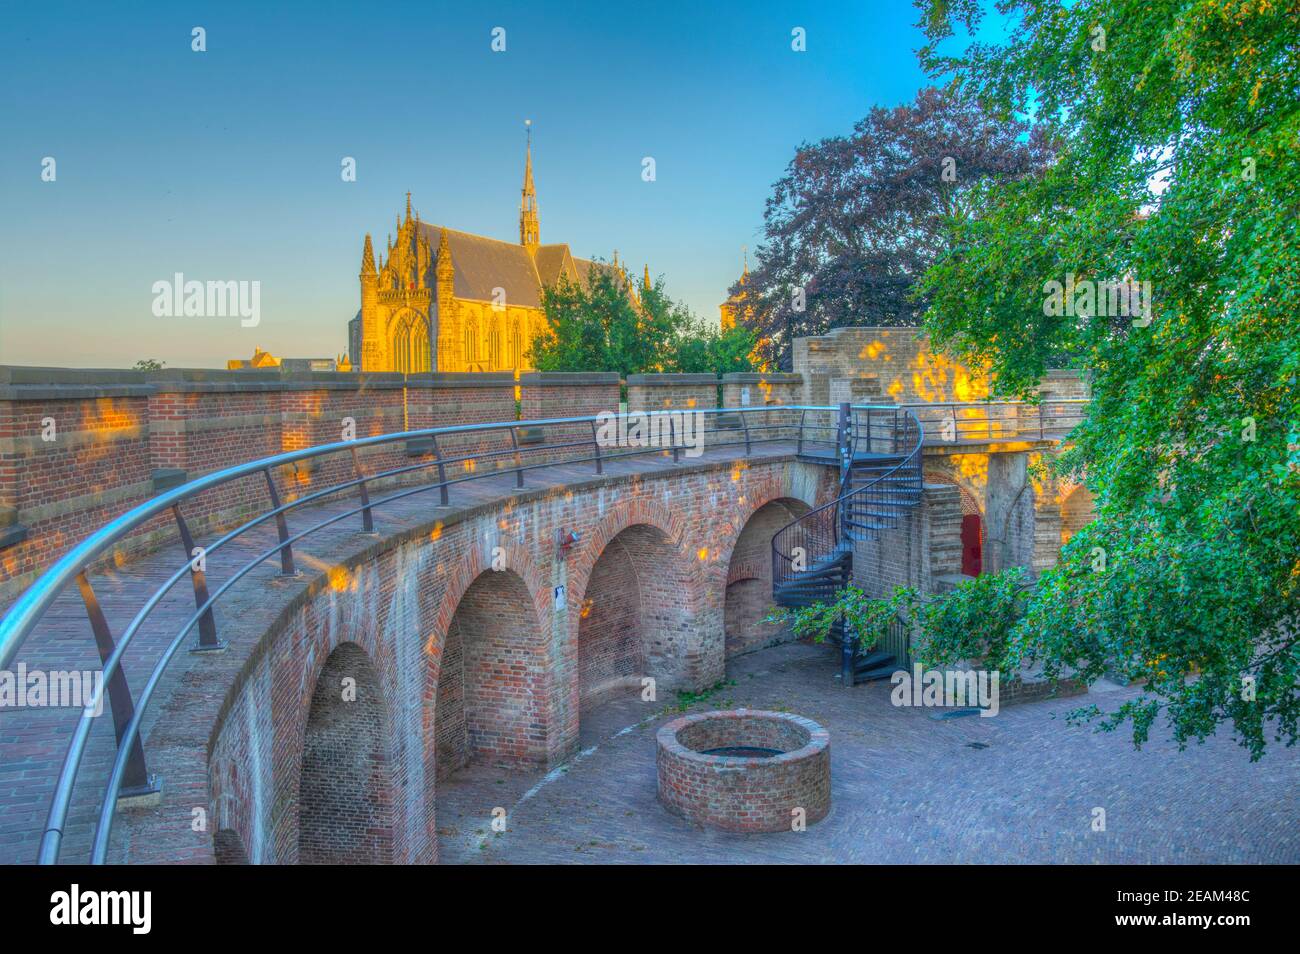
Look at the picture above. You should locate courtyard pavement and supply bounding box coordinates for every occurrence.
[436,642,1299,864]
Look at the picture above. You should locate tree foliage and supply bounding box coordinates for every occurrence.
[915,0,1300,757]
[531,267,758,378]
[734,84,1053,369]
[771,584,916,653]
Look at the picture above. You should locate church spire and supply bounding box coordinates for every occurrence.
[361,233,376,277]
[405,191,413,224]
[643,264,651,291]
[520,120,540,248]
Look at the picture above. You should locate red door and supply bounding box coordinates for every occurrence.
[961,513,983,576]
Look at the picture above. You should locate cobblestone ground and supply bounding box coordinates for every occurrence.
[436,643,1299,864]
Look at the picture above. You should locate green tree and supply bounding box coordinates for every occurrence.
[532,267,757,378]
[914,0,1300,757]
[133,359,165,371]
[672,320,760,376]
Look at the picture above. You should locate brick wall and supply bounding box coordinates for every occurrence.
[792,326,991,405]
[1039,369,1091,401]
[518,372,620,467]
[720,372,802,410]
[0,368,531,602]
[626,373,718,413]
[1,369,157,593]
[198,453,830,864]
[1059,484,1096,545]
[406,372,517,483]
[721,372,805,448]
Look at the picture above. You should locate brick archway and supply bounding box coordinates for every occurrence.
[571,503,704,712]
[298,641,393,864]
[926,470,984,576]
[434,567,547,775]
[722,497,811,659]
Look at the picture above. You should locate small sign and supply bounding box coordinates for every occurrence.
[740,387,751,406]
[554,584,566,610]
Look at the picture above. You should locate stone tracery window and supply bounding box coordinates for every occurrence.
[392,313,430,374]
[509,320,523,369]
[465,321,478,367]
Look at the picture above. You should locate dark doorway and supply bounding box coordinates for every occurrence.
[961,513,983,576]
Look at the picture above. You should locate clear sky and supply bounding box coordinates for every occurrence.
[0,0,942,368]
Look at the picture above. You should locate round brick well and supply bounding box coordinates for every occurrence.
[656,709,830,832]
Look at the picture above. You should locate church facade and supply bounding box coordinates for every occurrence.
[353,141,622,373]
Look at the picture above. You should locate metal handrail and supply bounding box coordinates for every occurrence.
[0,402,901,864]
[770,405,926,596]
[899,398,1089,443]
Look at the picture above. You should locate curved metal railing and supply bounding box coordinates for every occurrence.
[0,403,884,864]
[770,404,925,595]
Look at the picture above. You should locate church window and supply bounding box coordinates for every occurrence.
[509,321,523,369]
[393,315,430,374]
[465,322,478,365]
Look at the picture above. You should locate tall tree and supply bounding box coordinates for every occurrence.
[915,0,1300,757]
[734,85,1053,369]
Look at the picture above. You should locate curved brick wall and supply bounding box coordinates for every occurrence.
[191,458,834,864]
[656,710,830,833]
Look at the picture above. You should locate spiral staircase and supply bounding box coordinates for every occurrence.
[771,404,924,686]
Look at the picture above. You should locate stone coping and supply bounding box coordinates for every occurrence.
[657,709,829,766]
[518,372,620,386]
[406,372,517,389]
[0,365,419,398]
[625,373,718,385]
[721,372,803,383]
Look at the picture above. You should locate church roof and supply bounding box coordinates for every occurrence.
[415,223,606,309]
[533,244,576,286]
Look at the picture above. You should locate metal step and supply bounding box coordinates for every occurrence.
[852,649,894,671]
[854,661,899,682]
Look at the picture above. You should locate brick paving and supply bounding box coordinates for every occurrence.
[436,643,1300,864]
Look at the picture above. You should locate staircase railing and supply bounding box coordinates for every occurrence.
[771,404,924,684]
[771,404,924,596]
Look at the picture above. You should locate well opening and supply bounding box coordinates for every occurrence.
[656,709,831,833]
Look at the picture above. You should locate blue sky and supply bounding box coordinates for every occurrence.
[1,0,951,368]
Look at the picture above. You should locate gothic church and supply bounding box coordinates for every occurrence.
[351,136,626,373]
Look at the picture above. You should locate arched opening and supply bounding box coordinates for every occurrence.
[213,828,249,865]
[578,524,697,715]
[298,642,392,864]
[392,313,430,373]
[436,569,545,777]
[926,472,983,577]
[724,498,811,659]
